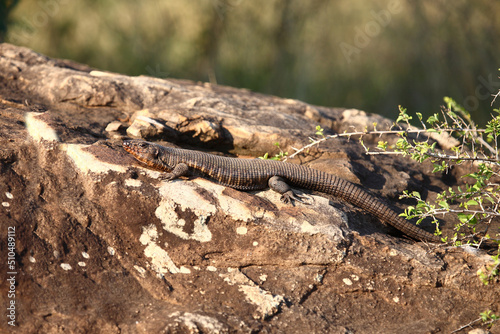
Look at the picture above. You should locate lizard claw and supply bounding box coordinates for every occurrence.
[159,173,176,181]
[280,192,293,204]
[280,191,312,205]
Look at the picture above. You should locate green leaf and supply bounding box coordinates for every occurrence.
[438,200,450,209]
[457,213,471,224]
[396,106,412,123]
[427,114,439,125]
[411,191,421,199]
[259,153,270,160]
[377,141,388,151]
[457,213,478,225]
[466,199,479,206]
[315,125,325,136]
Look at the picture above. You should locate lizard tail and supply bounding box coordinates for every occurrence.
[325,176,440,242]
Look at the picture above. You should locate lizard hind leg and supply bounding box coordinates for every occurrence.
[268,176,310,205]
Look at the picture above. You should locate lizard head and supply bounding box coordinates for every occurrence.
[123,140,171,171]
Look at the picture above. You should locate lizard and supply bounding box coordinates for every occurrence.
[122,139,441,242]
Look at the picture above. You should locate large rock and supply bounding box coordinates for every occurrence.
[0,43,498,333]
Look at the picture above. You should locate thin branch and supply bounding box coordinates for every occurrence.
[450,317,482,333]
[285,127,489,161]
[492,90,500,106]
[365,150,500,164]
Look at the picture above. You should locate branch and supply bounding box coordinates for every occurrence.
[286,128,480,160]
[285,127,498,164]
[365,150,500,165]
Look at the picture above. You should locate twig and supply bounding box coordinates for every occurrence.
[365,150,500,164]
[450,317,482,333]
[492,90,500,106]
[285,128,488,161]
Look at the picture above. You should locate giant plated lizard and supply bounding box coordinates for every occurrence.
[123,140,440,242]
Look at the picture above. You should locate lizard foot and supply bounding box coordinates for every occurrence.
[158,163,190,181]
[280,191,312,205]
[159,173,176,181]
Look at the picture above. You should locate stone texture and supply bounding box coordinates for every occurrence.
[0,43,498,333]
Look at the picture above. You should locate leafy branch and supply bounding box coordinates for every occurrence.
[451,309,499,333]
[282,96,500,283]
[259,142,288,160]
[285,107,500,166]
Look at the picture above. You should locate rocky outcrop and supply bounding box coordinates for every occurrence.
[0,43,498,333]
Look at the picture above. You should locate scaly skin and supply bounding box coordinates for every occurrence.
[123,140,440,242]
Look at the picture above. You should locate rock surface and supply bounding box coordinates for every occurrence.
[0,43,498,333]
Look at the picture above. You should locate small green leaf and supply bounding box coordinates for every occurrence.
[466,199,479,206]
[438,201,449,209]
[259,153,270,160]
[377,141,388,150]
[427,114,439,125]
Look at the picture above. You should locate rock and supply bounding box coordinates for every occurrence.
[105,120,123,133]
[468,329,491,334]
[0,43,498,333]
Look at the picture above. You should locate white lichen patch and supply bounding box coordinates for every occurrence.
[217,192,256,221]
[124,178,142,188]
[155,201,212,242]
[134,265,147,277]
[168,311,226,333]
[156,182,214,242]
[238,285,284,319]
[300,221,321,234]
[139,224,159,244]
[342,278,353,286]
[107,246,115,256]
[25,112,60,142]
[201,180,272,222]
[178,266,191,274]
[158,180,217,215]
[139,224,188,275]
[60,263,72,271]
[64,144,127,175]
[220,268,284,319]
[236,226,248,235]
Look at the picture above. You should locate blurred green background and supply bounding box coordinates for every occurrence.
[2,0,499,125]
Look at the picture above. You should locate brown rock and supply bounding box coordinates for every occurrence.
[0,43,498,333]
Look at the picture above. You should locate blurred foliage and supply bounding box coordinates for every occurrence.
[0,0,19,40]
[4,0,500,125]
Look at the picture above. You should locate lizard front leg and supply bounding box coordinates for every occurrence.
[160,163,189,181]
[268,176,308,204]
